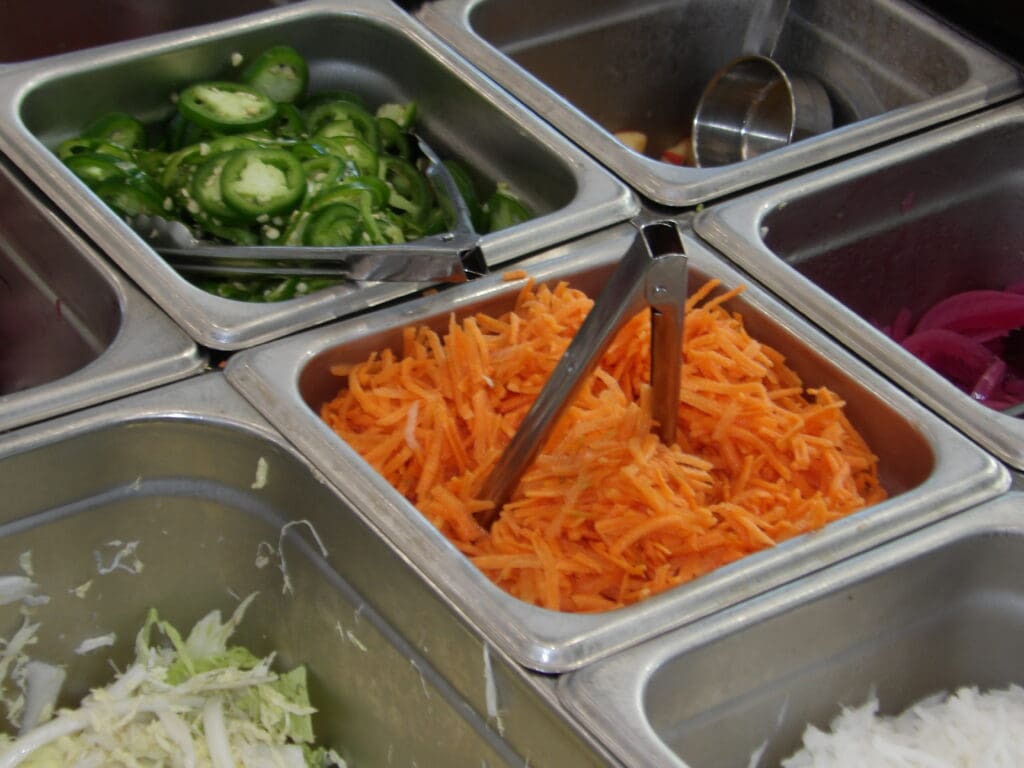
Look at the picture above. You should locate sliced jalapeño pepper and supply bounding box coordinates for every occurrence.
[65,153,128,188]
[308,175,389,210]
[317,135,379,177]
[178,82,278,134]
[418,205,448,236]
[240,45,309,104]
[305,99,378,148]
[203,219,261,246]
[221,148,305,219]
[134,149,169,177]
[304,202,364,247]
[166,110,209,151]
[94,177,166,217]
[290,141,330,162]
[82,111,147,150]
[191,151,247,223]
[160,144,206,192]
[277,209,312,246]
[441,159,487,233]
[302,90,367,112]
[302,155,345,199]
[484,185,533,232]
[271,103,307,140]
[376,116,411,160]
[375,102,417,131]
[55,43,537,303]
[57,137,133,162]
[308,178,389,243]
[372,210,408,244]
[378,156,431,221]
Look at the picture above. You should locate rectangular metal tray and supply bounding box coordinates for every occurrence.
[0,155,203,432]
[417,0,1022,206]
[694,101,1024,471]
[558,491,1024,768]
[0,0,638,350]
[224,219,1007,673]
[0,373,615,767]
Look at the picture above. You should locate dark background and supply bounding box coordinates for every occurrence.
[2,1,1020,66]
[912,0,1022,63]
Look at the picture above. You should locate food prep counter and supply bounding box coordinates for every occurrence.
[0,0,1022,765]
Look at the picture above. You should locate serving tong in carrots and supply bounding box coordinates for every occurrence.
[129,135,487,284]
[477,219,688,529]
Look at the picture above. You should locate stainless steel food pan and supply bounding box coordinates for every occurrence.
[0,373,615,767]
[0,0,295,64]
[0,155,203,433]
[417,0,1022,206]
[224,220,1007,673]
[694,101,1024,471]
[0,0,638,351]
[559,491,1024,768]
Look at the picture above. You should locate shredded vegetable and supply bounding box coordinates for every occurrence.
[782,685,1024,767]
[0,595,344,767]
[321,277,886,612]
[884,284,1024,412]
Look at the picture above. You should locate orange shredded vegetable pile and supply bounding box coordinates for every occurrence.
[321,277,887,612]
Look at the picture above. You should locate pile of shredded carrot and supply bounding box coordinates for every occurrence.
[321,276,887,612]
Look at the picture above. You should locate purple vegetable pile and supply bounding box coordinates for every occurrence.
[885,282,1024,412]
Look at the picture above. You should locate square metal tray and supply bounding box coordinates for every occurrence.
[0,0,637,350]
[0,373,614,767]
[694,101,1024,470]
[558,491,1024,767]
[417,0,1022,206]
[224,220,1007,673]
[0,155,203,432]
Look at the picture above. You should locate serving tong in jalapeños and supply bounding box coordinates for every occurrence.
[476,219,689,530]
[129,135,487,284]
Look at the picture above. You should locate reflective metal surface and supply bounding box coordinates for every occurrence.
[0,0,638,350]
[559,492,1024,768]
[225,220,1007,673]
[694,101,1024,470]
[0,156,203,432]
[418,0,1022,205]
[0,374,615,767]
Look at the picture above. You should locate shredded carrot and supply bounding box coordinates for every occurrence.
[320,279,887,612]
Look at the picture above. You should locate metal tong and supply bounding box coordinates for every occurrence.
[130,135,486,284]
[476,219,689,529]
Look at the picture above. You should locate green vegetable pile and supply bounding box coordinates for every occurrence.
[0,594,344,767]
[56,45,532,302]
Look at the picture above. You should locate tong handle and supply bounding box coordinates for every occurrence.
[136,133,487,284]
[476,220,688,528]
[161,234,485,283]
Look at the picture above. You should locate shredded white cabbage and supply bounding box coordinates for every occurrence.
[72,634,115,656]
[93,540,143,576]
[254,521,329,596]
[783,685,1024,767]
[0,580,38,609]
[0,595,345,768]
[251,457,270,490]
